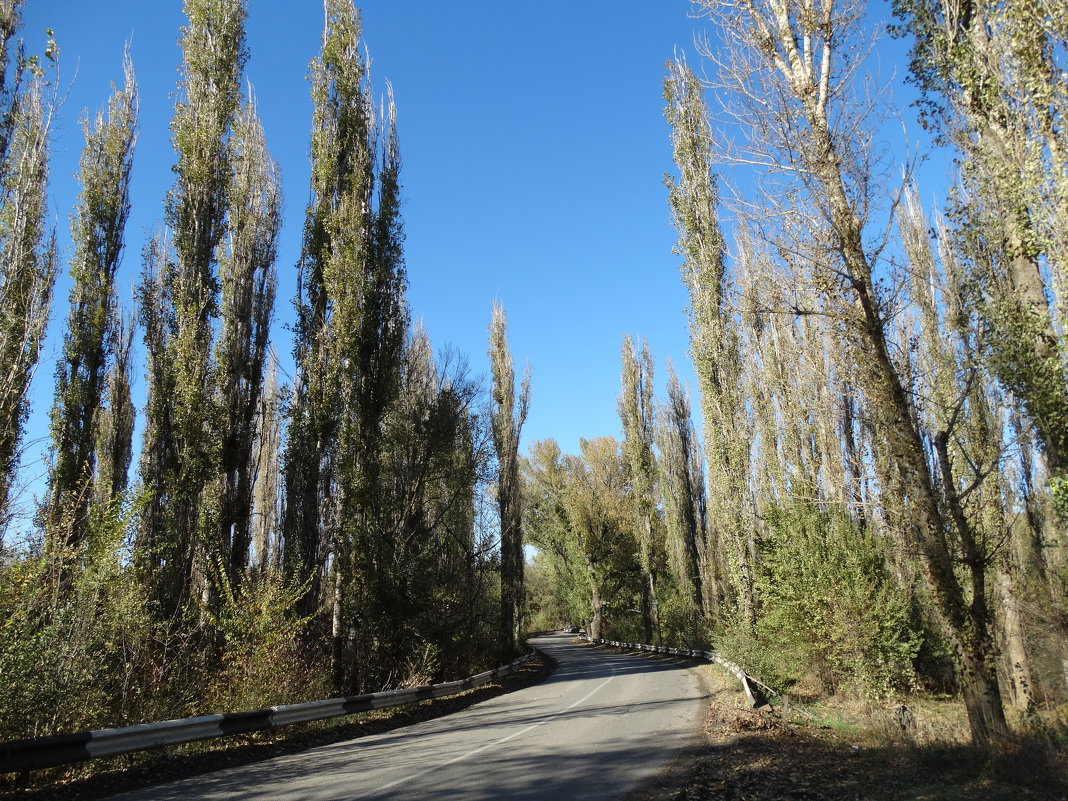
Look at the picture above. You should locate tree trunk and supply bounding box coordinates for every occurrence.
[589,589,604,640]
[732,528,758,631]
[996,563,1034,710]
[331,568,345,692]
[960,634,1010,745]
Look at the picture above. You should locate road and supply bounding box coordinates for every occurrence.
[110,634,708,801]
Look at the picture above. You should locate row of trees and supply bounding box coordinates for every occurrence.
[2,0,1063,757]
[0,0,529,744]
[525,0,1067,748]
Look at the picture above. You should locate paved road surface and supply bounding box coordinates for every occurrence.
[110,634,707,800]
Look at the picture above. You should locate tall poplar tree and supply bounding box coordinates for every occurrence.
[664,57,757,630]
[692,0,1008,744]
[618,334,661,644]
[214,99,279,586]
[44,57,137,553]
[893,0,1068,512]
[900,190,1043,709]
[283,0,408,691]
[138,0,247,616]
[489,301,530,659]
[94,314,135,508]
[0,3,57,532]
[656,361,708,619]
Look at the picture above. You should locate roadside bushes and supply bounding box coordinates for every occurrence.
[0,502,159,739]
[741,505,922,699]
[0,509,331,741]
[202,564,330,714]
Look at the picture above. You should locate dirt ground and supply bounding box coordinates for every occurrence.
[631,660,1068,801]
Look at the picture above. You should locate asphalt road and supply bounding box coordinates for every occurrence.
[110,634,708,801]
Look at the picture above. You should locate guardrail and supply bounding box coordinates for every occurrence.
[580,636,776,708]
[0,651,539,774]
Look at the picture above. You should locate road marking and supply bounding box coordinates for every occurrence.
[564,675,614,710]
[360,668,617,797]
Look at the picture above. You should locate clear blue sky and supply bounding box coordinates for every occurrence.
[16,1,932,521]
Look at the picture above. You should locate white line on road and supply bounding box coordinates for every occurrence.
[359,670,617,798]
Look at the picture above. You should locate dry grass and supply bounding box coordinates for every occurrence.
[634,662,1068,801]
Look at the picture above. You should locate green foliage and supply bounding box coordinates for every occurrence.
[44,59,136,551]
[0,12,57,531]
[137,0,251,621]
[0,497,160,740]
[1049,475,1068,523]
[201,561,328,712]
[523,437,645,640]
[283,1,412,694]
[752,505,922,699]
[489,302,530,658]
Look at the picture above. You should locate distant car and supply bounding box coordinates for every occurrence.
[563,625,579,634]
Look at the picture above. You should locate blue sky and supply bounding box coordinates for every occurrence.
[15,1,935,521]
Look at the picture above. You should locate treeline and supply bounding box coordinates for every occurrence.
[0,0,529,744]
[524,0,1068,747]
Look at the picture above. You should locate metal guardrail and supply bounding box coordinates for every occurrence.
[580,636,776,708]
[0,651,539,774]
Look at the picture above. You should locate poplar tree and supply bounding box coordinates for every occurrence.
[251,359,282,571]
[44,57,137,553]
[374,327,487,680]
[893,0,1068,512]
[215,98,279,586]
[902,190,1037,709]
[283,0,408,691]
[138,0,248,616]
[656,361,708,619]
[137,233,176,582]
[94,314,135,507]
[0,4,56,532]
[489,301,530,658]
[338,94,407,691]
[283,0,373,621]
[664,57,757,630]
[893,0,1068,698]
[618,334,661,644]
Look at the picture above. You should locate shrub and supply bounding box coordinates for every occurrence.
[750,504,922,699]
